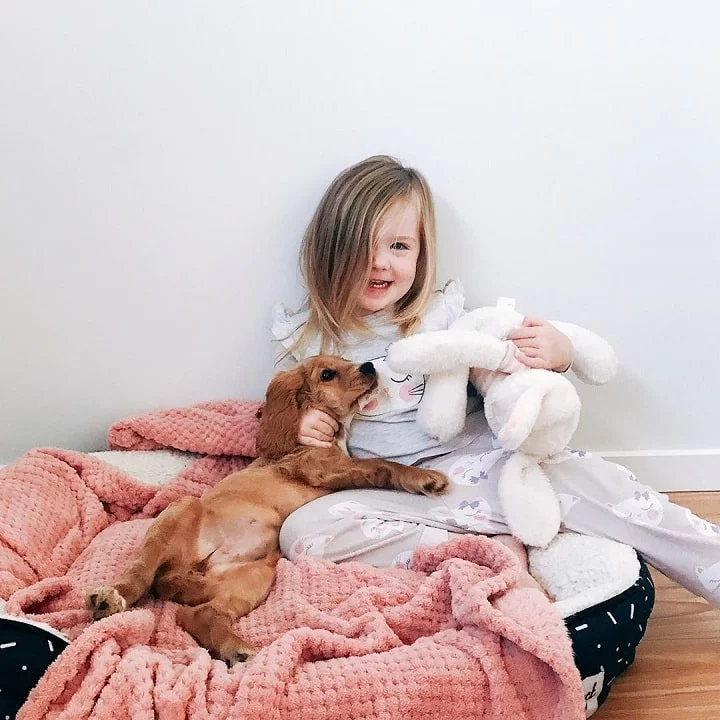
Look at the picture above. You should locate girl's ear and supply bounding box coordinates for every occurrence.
[256,366,309,460]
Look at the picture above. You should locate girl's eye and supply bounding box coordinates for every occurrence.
[320,369,336,382]
[390,241,409,251]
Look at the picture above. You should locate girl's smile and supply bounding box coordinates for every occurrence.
[365,279,393,295]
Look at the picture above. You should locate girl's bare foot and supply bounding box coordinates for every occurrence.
[493,535,551,599]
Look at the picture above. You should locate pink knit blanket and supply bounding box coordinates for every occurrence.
[0,400,584,720]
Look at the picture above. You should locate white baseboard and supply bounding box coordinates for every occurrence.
[598,450,720,492]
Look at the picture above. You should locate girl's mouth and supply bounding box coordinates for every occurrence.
[367,280,392,291]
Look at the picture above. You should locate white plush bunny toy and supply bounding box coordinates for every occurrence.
[386,299,618,547]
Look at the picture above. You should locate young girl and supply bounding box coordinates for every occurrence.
[271,154,720,607]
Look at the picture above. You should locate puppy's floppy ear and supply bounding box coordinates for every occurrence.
[256,366,309,460]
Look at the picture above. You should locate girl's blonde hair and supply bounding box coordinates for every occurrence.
[294,155,437,354]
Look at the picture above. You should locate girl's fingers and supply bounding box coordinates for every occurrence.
[522,315,548,328]
[507,327,538,341]
[511,338,539,349]
[309,427,335,442]
[515,346,543,358]
[515,351,549,369]
[307,409,338,432]
[318,412,339,433]
[299,435,333,448]
[315,419,337,436]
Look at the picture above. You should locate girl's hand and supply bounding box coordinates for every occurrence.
[298,408,339,448]
[507,316,573,372]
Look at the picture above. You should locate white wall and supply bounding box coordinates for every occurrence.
[1,2,719,486]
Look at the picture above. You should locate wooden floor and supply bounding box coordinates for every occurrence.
[596,492,719,719]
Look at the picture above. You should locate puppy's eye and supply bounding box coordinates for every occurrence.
[320,369,336,382]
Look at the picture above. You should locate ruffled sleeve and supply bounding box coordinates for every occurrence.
[270,301,311,368]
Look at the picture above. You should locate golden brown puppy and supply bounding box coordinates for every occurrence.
[87,355,448,663]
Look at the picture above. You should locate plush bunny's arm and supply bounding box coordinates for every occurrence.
[451,306,524,337]
[551,322,618,385]
[449,305,618,386]
[387,328,516,375]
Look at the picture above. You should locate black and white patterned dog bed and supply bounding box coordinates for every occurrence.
[530,533,655,716]
[0,615,69,719]
[565,558,654,714]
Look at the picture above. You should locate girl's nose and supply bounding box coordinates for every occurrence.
[372,247,390,270]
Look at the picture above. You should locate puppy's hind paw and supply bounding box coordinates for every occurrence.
[87,586,127,620]
[218,636,258,667]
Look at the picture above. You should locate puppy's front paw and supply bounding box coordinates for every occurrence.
[421,470,450,496]
[405,469,449,496]
[87,586,127,620]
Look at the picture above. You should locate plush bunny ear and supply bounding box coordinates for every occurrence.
[256,366,308,460]
[550,321,618,385]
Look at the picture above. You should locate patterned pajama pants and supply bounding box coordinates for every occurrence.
[280,431,720,607]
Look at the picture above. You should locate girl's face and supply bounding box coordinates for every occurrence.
[357,199,421,315]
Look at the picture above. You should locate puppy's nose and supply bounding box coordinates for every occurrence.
[359,361,376,377]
